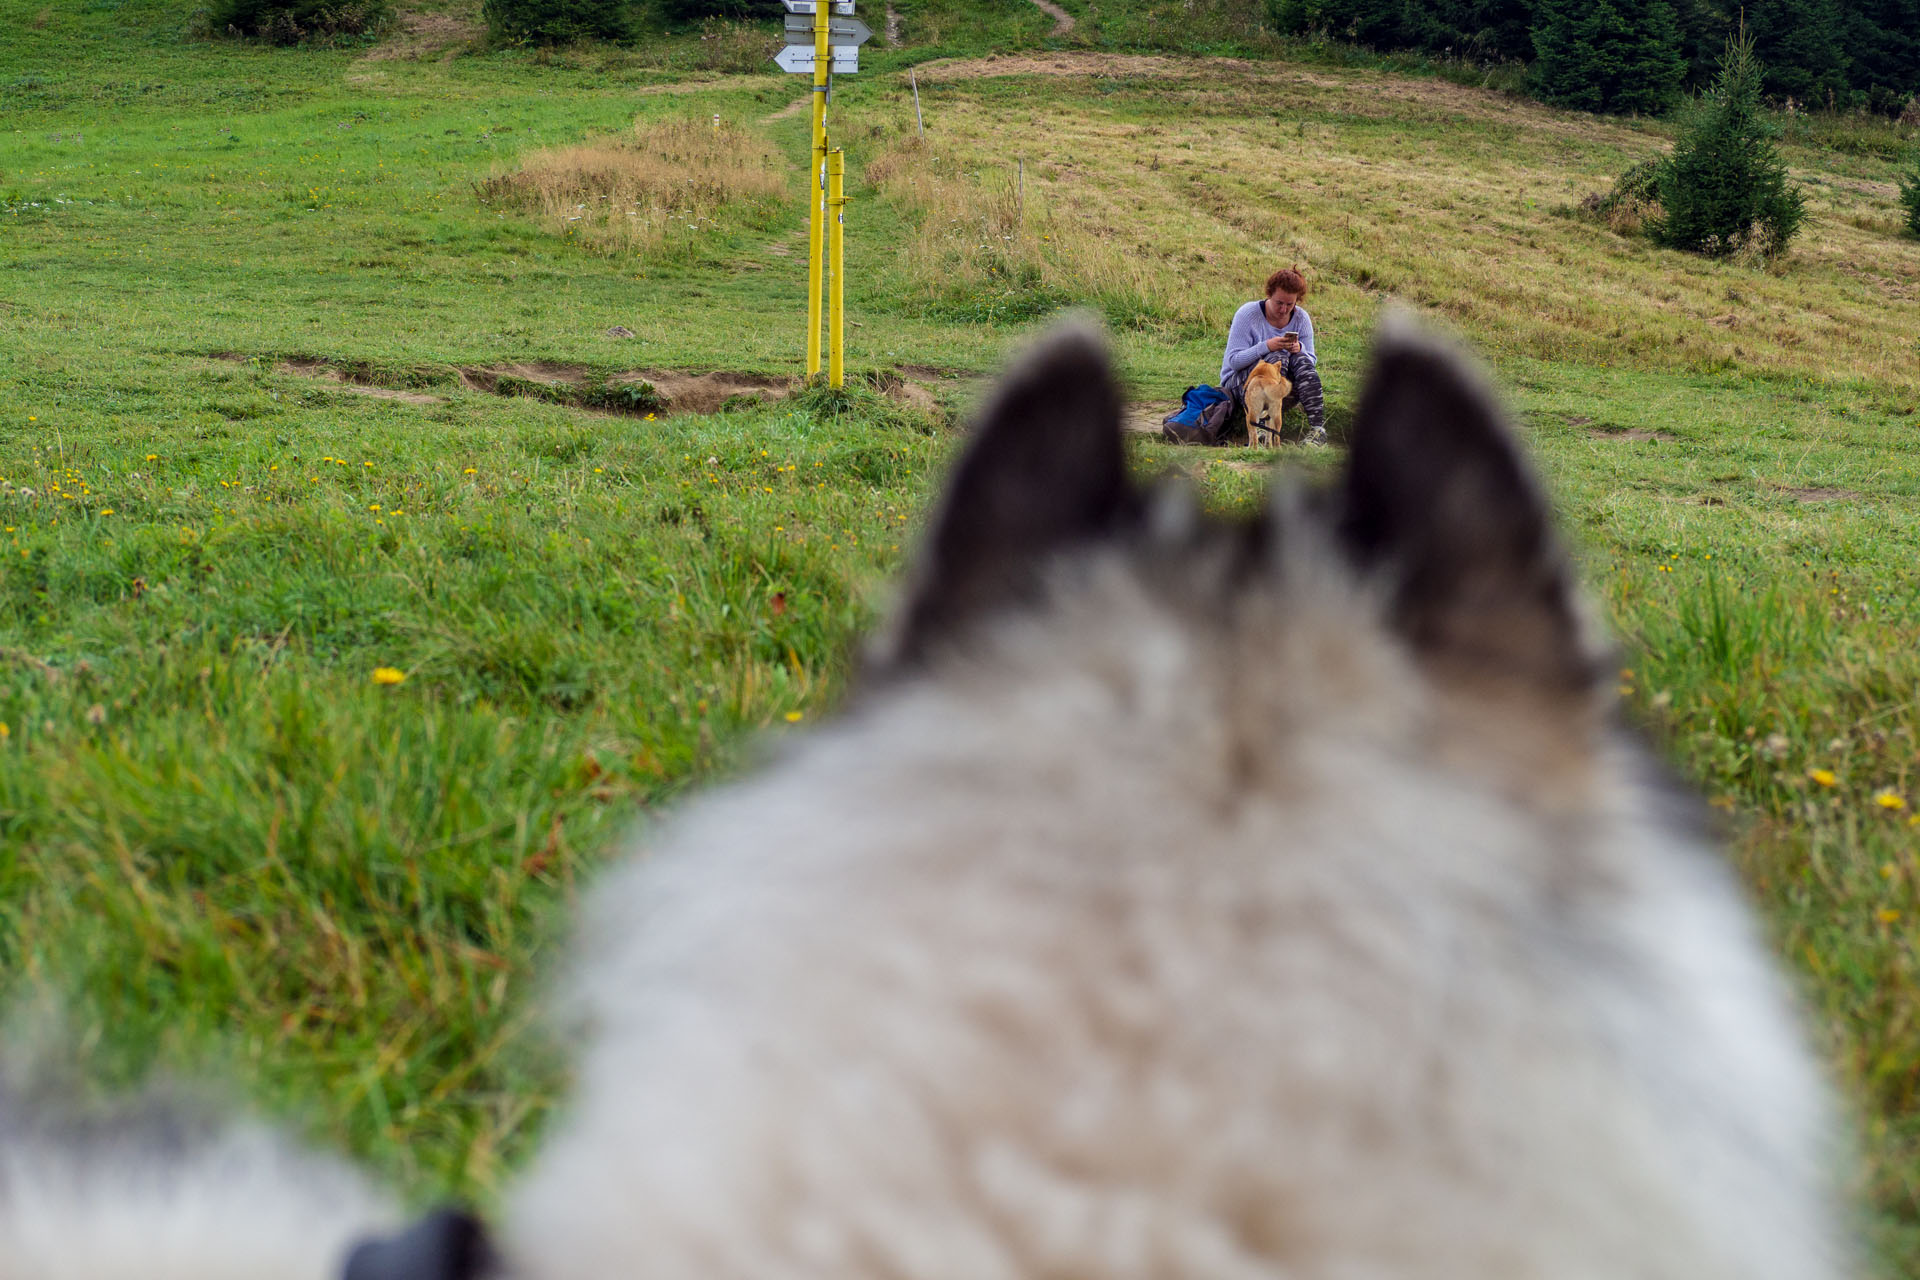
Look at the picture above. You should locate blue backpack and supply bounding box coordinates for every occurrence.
[1162,384,1234,445]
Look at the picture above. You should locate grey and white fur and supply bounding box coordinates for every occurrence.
[2,318,1850,1280]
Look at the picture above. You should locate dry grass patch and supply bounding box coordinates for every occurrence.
[849,56,1920,396]
[477,117,787,258]
[862,131,1223,333]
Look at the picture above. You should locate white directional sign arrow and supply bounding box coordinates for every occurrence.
[773,43,859,72]
[784,13,872,42]
[781,0,855,13]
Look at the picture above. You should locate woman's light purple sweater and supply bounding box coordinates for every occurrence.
[1220,299,1315,384]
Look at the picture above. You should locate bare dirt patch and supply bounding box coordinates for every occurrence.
[874,371,945,420]
[1123,402,1176,434]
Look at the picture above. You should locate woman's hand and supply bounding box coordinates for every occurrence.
[1264,335,1285,352]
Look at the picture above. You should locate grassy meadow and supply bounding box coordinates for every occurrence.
[4,0,1920,1265]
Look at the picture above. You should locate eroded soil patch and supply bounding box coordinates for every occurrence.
[212,352,953,421]
[1777,484,1862,503]
[210,353,448,404]
[458,364,792,416]
[1587,426,1677,442]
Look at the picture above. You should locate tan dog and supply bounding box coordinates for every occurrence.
[1244,357,1293,446]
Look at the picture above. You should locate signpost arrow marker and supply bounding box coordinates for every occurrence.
[783,13,872,42]
[773,44,859,73]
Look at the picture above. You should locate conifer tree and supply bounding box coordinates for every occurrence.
[1652,29,1805,257]
[1530,0,1687,115]
[1900,152,1920,237]
[482,0,634,43]
[1743,0,1849,105]
[1840,0,1920,115]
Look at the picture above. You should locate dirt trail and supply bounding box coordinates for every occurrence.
[1029,0,1074,35]
[762,95,812,123]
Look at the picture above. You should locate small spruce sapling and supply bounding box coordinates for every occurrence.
[1652,28,1805,257]
[1900,151,1920,237]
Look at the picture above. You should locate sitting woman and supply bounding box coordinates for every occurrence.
[1221,267,1328,445]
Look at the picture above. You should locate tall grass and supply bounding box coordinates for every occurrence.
[475,117,787,258]
[863,135,1222,333]
[1609,558,1920,1262]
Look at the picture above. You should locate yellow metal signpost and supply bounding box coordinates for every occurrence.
[777,0,869,387]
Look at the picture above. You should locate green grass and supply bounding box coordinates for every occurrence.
[5,0,1920,1267]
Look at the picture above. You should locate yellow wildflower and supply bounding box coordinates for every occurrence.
[1878,908,1901,924]
[1875,791,1907,812]
[1808,769,1838,787]
[784,711,803,723]
[0,722,9,740]
[372,667,407,685]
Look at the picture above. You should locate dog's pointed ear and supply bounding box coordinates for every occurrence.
[882,322,1135,669]
[344,1209,496,1280]
[1336,318,1597,692]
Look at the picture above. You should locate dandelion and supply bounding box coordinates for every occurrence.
[464,467,476,475]
[1809,768,1838,787]
[0,723,9,740]
[145,453,157,461]
[1879,908,1901,924]
[784,711,803,722]
[99,508,114,515]
[1875,791,1907,812]
[372,667,407,685]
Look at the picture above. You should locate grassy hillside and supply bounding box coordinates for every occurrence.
[4,0,1919,1265]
